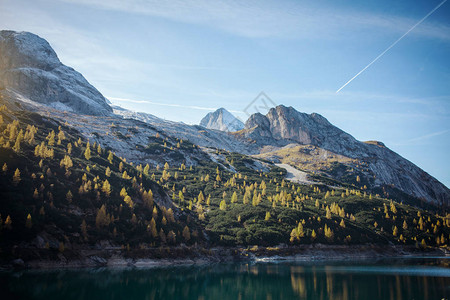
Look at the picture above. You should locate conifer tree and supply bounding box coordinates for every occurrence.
[47,130,55,146]
[107,151,113,164]
[231,191,238,203]
[420,239,427,248]
[393,226,398,237]
[178,191,184,203]
[198,191,205,203]
[64,190,73,203]
[290,228,299,243]
[148,218,158,238]
[167,230,176,244]
[13,168,21,185]
[84,142,91,160]
[102,180,111,197]
[219,199,227,210]
[95,205,110,228]
[326,206,331,219]
[5,215,12,229]
[403,220,408,230]
[297,222,305,237]
[124,195,134,208]
[25,214,32,229]
[182,226,191,242]
[324,224,334,241]
[166,208,175,222]
[12,130,23,152]
[143,164,150,176]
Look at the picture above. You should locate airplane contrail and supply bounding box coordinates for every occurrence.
[336,0,448,93]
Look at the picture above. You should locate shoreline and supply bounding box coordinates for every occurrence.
[1,244,448,270]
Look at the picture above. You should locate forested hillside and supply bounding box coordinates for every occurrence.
[0,103,449,265]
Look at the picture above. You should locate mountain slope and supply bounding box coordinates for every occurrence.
[112,105,256,155]
[1,103,449,258]
[200,108,244,132]
[243,105,450,206]
[0,31,112,116]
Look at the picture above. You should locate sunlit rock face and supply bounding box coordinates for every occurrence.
[243,105,449,206]
[0,30,112,116]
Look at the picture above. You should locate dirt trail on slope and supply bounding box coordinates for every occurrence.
[276,163,317,185]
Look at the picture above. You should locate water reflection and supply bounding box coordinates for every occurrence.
[0,258,449,300]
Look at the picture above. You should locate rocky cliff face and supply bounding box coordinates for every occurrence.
[244,105,365,155]
[0,30,112,116]
[243,105,449,206]
[200,108,244,132]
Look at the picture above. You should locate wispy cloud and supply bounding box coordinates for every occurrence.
[109,96,247,115]
[393,129,450,146]
[109,96,218,112]
[59,0,450,41]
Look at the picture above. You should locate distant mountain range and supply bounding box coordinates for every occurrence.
[0,30,448,207]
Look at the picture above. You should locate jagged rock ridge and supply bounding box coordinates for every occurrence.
[243,105,449,206]
[0,30,112,116]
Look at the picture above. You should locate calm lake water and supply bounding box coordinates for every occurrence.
[1,257,449,300]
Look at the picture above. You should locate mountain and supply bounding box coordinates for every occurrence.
[200,108,244,132]
[0,31,449,266]
[0,30,112,116]
[243,105,450,206]
[0,30,448,208]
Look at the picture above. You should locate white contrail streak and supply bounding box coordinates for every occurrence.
[336,0,448,93]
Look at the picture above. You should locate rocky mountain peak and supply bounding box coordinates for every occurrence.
[0,31,59,70]
[200,107,244,132]
[244,105,357,152]
[0,30,112,116]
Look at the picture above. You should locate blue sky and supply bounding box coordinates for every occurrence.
[1,0,449,187]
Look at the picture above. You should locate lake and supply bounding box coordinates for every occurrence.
[1,257,449,299]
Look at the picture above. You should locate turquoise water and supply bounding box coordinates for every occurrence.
[1,257,449,299]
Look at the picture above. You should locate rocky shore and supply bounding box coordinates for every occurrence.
[1,244,448,270]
